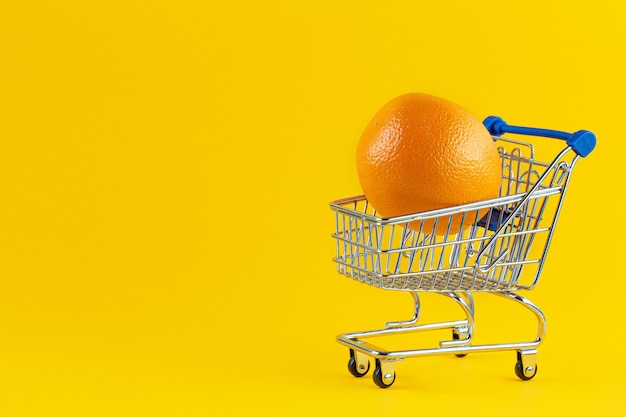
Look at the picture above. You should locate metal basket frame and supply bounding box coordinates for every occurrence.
[331,136,577,293]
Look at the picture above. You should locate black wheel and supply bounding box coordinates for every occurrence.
[348,349,370,377]
[372,360,396,388]
[515,360,537,381]
[452,331,468,358]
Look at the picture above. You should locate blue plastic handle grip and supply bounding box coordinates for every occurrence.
[483,116,596,157]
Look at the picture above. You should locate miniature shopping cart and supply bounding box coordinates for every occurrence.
[330,116,595,388]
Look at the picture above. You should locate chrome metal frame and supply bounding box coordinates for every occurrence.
[331,135,581,387]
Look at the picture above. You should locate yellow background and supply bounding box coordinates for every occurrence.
[0,1,624,416]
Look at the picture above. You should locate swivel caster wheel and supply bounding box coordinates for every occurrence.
[372,359,396,388]
[515,349,538,381]
[347,349,370,378]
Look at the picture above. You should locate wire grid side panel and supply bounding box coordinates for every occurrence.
[333,190,565,292]
[333,209,384,287]
[493,141,574,289]
[499,144,536,198]
[374,210,522,291]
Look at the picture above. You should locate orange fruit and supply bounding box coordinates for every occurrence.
[356,93,501,236]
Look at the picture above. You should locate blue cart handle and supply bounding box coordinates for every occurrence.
[483,116,596,157]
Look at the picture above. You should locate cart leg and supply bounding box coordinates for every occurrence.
[440,292,474,351]
[386,291,420,329]
[494,291,547,345]
[459,292,475,315]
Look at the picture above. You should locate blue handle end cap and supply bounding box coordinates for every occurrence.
[483,116,507,136]
[567,130,596,157]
